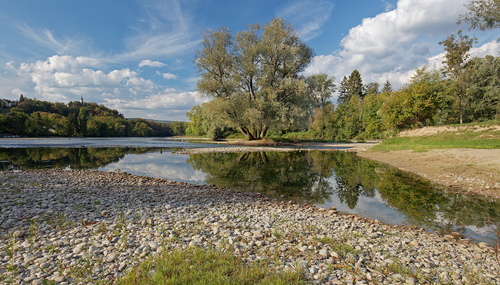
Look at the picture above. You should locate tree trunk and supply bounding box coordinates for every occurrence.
[459,96,463,124]
[259,125,268,139]
[238,126,255,140]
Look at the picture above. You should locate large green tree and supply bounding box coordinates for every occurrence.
[194,18,315,140]
[306,73,336,109]
[464,55,500,120]
[381,66,449,130]
[439,30,477,124]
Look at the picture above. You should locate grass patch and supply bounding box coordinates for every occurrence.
[118,247,304,285]
[373,125,500,151]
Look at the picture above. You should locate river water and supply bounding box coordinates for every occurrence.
[1,137,499,245]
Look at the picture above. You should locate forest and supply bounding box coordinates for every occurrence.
[0,96,188,137]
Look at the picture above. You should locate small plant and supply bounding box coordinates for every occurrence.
[98,221,107,233]
[4,236,18,284]
[495,229,500,268]
[117,246,303,284]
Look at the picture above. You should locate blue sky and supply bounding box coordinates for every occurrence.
[1,0,499,121]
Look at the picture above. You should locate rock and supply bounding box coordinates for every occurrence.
[88,245,98,254]
[478,242,489,249]
[118,262,127,271]
[405,277,416,285]
[148,241,159,250]
[106,253,117,263]
[73,246,83,254]
[13,230,25,238]
[319,249,329,257]
[52,276,66,282]
[410,240,419,247]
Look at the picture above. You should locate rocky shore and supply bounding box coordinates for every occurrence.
[1,170,499,284]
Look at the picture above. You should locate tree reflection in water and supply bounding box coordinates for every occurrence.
[188,150,500,239]
[0,147,499,241]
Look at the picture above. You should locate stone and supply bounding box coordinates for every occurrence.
[148,241,159,250]
[73,246,83,254]
[106,253,117,263]
[13,230,25,238]
[319,249,329,257]
[405,277,416,285]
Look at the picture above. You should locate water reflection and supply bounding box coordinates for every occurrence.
[0,147,498,244]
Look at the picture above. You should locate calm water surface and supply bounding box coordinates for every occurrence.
[0,138,498,245]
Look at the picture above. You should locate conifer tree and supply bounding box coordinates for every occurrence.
[347,70,364,100]
[381,80,393,94]
[337,76,349,105]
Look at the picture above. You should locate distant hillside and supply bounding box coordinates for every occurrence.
[127,118,182,125]
[0,96,188,137]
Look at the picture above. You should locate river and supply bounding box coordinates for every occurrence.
[1,137,499,245]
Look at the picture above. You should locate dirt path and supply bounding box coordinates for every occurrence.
[357,148,500,199]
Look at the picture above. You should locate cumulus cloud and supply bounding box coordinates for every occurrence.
[138,60,166,67]
[305,0,482,89]
[13,55,155,103]
[104,89,208,120]
[162,72,177,79]
[277,0,334,41]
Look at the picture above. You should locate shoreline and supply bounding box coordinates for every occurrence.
[356,148,500,199]
[1,170,499,284]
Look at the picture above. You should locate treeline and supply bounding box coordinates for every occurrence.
[0,96,188,137]
[188,14,499,141]
[187,55,500,141]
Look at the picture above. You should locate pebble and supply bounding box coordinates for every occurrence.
[0,170,498,285]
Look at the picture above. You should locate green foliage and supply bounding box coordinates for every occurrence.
[306,73,336,108]
[0,147,166,171]
[170,121,188,136]
[195,18,314,140]
[439,30,477,124]
[372,124,500,151]
[338,70,364,105]
[459,0,500,35]
[185,105,206,137]
[381,66,449,131]
[0,96,175,137]
[464,55,500,121]
[118,246,304,284]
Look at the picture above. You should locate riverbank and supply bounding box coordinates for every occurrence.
[1,170,499,284]
[357,148,500,199]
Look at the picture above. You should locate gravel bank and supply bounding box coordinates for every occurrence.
[1,170,499,284]
[173,147,318,155]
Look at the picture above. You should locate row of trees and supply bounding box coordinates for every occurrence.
[188,53,499,140]
[188,3,500,140]
[0,97,188,137]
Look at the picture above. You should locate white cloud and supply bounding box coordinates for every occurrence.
[277,0,334,41]
[105,89,206,110]
[17,24,91,56]
[304,0,485,89]
[11,88,22,96]
[104,89,208,120]
[138,60,166,67]
[13,55,155,102]
[112,0,200,62]
[382,0,395,12]
[162,72,177,79]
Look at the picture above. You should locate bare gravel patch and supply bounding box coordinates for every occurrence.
[1,170,499,284]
